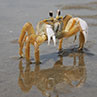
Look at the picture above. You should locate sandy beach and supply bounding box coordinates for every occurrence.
[0,0,97,97]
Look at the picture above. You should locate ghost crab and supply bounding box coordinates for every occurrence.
[54,10,88,51]
[18,10,88,64]
[18,11,56,64]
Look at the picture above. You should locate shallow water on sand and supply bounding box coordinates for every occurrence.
[0,0,97,97]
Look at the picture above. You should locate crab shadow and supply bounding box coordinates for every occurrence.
[39,46,94,64]
[58,46,94,57]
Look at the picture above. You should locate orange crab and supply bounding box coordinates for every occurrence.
[18,10,88,64]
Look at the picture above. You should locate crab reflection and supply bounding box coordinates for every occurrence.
[18,52,86,97]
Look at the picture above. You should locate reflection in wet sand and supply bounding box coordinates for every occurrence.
[18,52,86,97]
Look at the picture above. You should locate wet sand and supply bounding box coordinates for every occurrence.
[0,0,97,97]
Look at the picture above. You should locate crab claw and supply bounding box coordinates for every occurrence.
[46,24,56,46]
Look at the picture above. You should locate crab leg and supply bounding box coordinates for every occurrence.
[25,34,47,63]
[34,42,40,64]
[68,24,80,37]
[57,22,80,51]
[25,37,30,61]
[18,22,35,57]
[58,38,63,51]
[18,30,26,57]
[65,18,77,32]
[34,35,47,64]
[79,31,85,50]
[61,23,80,38]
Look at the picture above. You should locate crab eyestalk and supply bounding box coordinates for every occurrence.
[56,9,61,18]
[48,11,54,22]
[49,11,53,17]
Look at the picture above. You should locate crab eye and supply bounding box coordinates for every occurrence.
[49,11,53,17]
[58,10,61,16]
[57,10,61,16]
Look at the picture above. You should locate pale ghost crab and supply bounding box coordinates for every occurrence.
[18,10,88,64]
[54,10,88,51]
[18,11,56,64]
